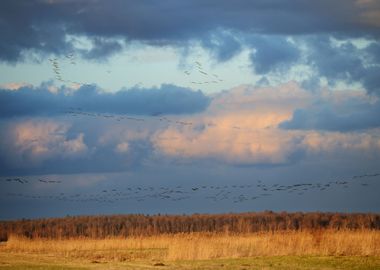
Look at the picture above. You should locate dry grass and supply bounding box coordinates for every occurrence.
[167,230,380,260]
[2,230,380,261]
[2,235,169,262]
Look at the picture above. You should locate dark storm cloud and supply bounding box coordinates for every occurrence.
[80,37,124,60]
[201,30,242,62]
[0,1,73,62]
[280,98,380,132]
[366,42,380,62]
[1,1,380,95]
[0,83,211,117]
[248,36,300,74]
[302,36,380,95]
[0,0,379,62]
[243,35,380,95]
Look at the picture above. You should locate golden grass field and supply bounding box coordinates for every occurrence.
[1,230,380,269]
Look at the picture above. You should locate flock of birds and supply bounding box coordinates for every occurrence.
[0,177,61,184]
[2,54,376,208]
[53,60,243,132]
[51,55,244,137]
[185,61,224,85]
[64,108,194,127]
[50,56,231,133]
[64,107,257,136]
[2,173,379,204]
[49,54,223,89]
[48,53,91,86]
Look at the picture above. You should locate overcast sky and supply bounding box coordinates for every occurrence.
[0,0,380,219]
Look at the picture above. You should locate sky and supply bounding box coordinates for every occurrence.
[0,0,380,220]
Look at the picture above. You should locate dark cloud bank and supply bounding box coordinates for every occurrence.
[0,83,210,117]
[1,1,380,95]
[1,0,379,61]
[280,102,380,132]
[0,82,210,175]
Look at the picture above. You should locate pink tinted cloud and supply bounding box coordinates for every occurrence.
[152,83,380,164]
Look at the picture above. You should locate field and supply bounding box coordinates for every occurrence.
[1,230,380,269]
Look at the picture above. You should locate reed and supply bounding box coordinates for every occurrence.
[2,230,379,261]
[166,230,380,260]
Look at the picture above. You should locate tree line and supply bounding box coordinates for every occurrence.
[1,211,379,241]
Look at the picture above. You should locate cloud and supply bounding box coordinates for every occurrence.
[1,1,379,97]
[356,0,380,27]
[202,33,380,96]
[0,82,32,90]
[153,126,303,165]
[201,30,243,62]
[115,142,129,153]
[152,83,380,164]
[1,0,380,62]
[280,102,380,132]
[80,37,124,60]
[280,89,380,131]
[301,36,380,95]
[302,130,380,155]
[0,119,87,170]
[242,35,380,96]
[248,36,300,74]
[1,82,380,175]
[0,117,155,175]
[152,83,305,165]
[0,82,211,117]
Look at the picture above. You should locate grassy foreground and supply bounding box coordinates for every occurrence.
[0,230,380,269]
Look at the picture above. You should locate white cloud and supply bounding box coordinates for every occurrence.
[0,82,32,90]
[115,142,129,153]
[10,119,87,165]
[152,83,380,164]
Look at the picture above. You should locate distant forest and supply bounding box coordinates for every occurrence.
[1,211,379,241]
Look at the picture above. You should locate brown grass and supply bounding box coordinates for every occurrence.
[167,230,380,260]
[2,230,380,261]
